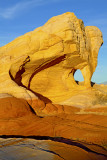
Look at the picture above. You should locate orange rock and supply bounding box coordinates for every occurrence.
[0,97,36,118]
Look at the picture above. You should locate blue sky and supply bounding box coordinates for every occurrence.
[0,0,107,83]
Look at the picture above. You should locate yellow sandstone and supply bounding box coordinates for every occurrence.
[0,12,106,108]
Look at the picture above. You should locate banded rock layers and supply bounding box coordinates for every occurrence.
[0,12,105,105]
[0,13,107,159]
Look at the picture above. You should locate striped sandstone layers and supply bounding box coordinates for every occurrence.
[0,13,107,159]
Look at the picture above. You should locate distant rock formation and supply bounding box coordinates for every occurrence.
[100,81,107,85]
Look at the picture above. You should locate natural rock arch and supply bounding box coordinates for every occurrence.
[0,12,103,104]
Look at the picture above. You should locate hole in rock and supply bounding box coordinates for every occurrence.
[74,69,84,85]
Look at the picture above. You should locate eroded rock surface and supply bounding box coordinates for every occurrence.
[0,12,107,159]
[0,138,107,160]
[0,12,105,106]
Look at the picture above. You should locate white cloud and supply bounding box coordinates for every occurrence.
[0,4,20,19]
[0,0,60,19]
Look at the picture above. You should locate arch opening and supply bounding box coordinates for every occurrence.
[74,69,84,85]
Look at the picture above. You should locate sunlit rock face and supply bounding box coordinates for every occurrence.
[0,13,107,159]
[0,12,104,105]
[0,12,106,115]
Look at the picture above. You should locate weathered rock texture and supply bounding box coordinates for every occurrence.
[0,12,107,159]
[0,138,107,160]
[0,12,105,106]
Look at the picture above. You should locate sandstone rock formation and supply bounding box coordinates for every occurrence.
[0,12,105,107]
[0,12,107,159]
